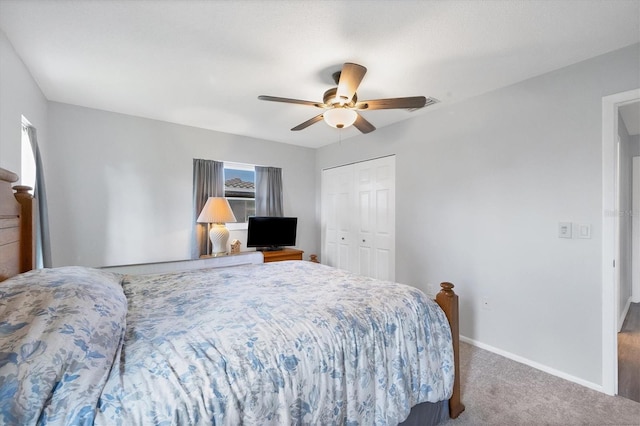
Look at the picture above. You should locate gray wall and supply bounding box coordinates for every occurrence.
[316,43,640,388]
[0,29,48,177]
[46,102,317,267]
[1,29,317,268]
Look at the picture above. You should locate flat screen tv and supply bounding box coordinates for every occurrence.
[247,216,297,251]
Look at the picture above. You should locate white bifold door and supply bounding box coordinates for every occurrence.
[321,156,396,281]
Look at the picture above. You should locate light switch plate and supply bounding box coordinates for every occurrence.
[559,222,572,238]
[577,223,591,239]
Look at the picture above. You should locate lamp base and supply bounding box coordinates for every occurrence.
[209,223,230,255]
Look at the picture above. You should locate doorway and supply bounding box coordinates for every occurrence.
[617,103,640,402]
[602,89,640,396]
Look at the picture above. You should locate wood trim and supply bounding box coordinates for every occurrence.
[436,282,465,418]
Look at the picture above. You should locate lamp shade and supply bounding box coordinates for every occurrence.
[197,197,237,224]
[323,107,357,129]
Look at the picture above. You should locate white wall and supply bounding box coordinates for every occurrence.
[316,43,640,387]
[47,102,316,267]
[0,30,48,178]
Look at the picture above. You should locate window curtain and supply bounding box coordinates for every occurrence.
[25,125,52,268]
[255,166,283,217]
[191,159,224,258]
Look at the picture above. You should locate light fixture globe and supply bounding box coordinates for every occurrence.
[323,107,357,129]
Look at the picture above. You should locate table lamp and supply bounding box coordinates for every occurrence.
[197,197,237,256]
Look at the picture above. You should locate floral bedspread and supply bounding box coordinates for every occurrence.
[0,261,453,425]
[0,267,127,425]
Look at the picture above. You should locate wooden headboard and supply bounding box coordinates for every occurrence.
[0,168,34,281]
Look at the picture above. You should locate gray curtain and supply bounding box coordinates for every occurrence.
[255,166,283,217]
[25,125,52,268]
[191,159,224,258]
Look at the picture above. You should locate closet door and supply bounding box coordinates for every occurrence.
[321,156,395,281]
[321,165,353,272]
[354,157,395,280]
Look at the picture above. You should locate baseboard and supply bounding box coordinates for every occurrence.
[460,336,605,393]
[618,297,633,332]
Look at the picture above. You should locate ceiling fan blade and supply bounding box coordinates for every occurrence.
[352,113,376,134]
[291,113,324,131]
[355,96,436,110]
[258,95,323,108]
[336,63,367,103]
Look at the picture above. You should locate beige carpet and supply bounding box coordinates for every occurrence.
[439,342,640,425]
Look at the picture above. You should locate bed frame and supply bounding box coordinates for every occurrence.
[0,166,464,420]
[0,168,34,280]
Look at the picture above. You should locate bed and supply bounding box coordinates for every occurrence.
[0,167,464,425]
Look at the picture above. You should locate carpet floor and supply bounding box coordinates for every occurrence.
[439,342,640,425]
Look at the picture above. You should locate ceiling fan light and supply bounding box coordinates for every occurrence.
[323,108,357,129]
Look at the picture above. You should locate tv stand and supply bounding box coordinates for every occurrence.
[261,248,304,263]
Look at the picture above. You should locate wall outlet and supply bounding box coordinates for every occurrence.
[482,297,491,311]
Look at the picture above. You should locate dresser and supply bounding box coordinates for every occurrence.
[261,248,304,263]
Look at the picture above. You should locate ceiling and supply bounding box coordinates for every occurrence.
[0,0,638,148]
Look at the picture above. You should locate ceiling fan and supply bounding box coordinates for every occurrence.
[258,63,437,134]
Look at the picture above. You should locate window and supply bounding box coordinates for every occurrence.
[224,162,255,225]
[21,116,36,190]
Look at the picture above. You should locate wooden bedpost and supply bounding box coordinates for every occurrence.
[13,185,34,273]
[436,282,465,419]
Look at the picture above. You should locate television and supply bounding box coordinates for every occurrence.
[247,216,298,251]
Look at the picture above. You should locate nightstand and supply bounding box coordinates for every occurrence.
[261,248,304,263]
